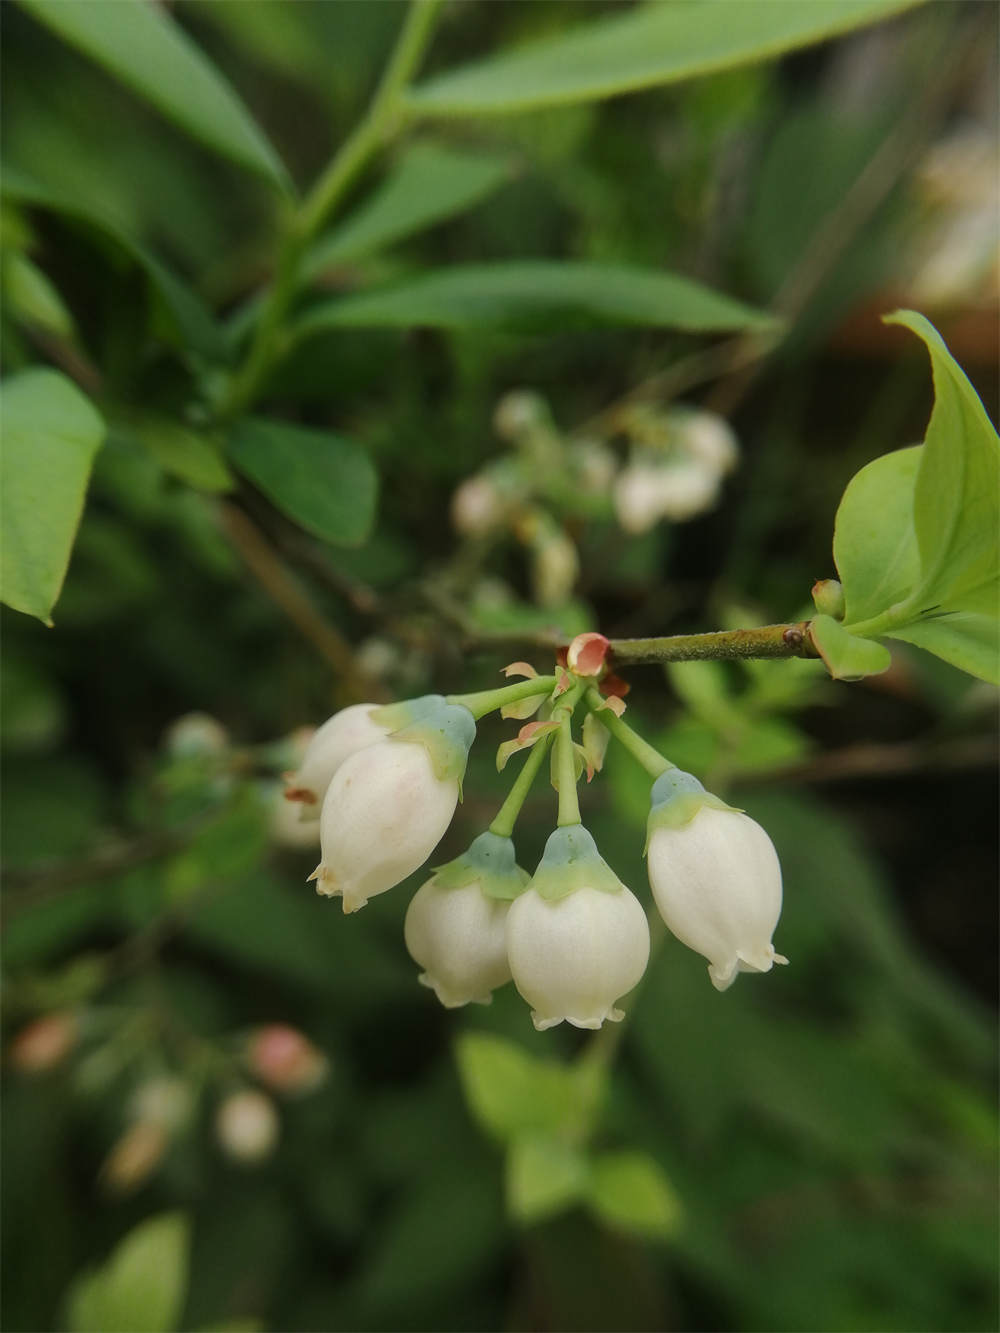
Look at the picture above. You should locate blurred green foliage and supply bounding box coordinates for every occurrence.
[2,2,997,1332]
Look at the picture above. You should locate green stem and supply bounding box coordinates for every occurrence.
[556,714,581,827]
[446,674,557,722]
[489,733,555,839]
[584,688,672,777]
[607,622,818,666]
[218,0,441,420]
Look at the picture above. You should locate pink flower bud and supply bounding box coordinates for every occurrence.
[247,1025,328,1094]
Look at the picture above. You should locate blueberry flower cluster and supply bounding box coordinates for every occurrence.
[286,634,787,1030]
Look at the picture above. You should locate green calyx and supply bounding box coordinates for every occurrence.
[432,831,530,902]
[529,825,624,902]
[644,768,740,850]
[370,694,476,784]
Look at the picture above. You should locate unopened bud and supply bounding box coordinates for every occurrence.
[164,712,229,758]
[811,579,845,620]
[128,1076,193,1131]
[494,390,548,441]
[676,410,739,475]
[100,1121,168,1194]
[8,1012,77,1073]
[216,1089,280,1163]
[247,1024,328,1095]
[451,476,505,537]
[531,530,579,607]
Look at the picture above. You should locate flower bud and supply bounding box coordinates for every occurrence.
[494,389,548,441]
[284,703,389,821]
[531,528,579,607]
[404,832,527,1008]
[128,1076,193,1131]
[676,409,739,475]
[247,1024,328,1095]
[8,1012,77,1073]
[164,712,229,758]
[654,460,721,521]
[613,462,670,534]
[811,578,846,620]
[645,769,788,991]
[451,476,504,538]
[506,827,650,1030]
[311,696,475,912]
[100,1121,168,1194]
[216,1089,279,1163]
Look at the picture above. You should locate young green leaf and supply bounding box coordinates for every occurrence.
[305,141,514,275]
[227,418,377,546]
[885,613,999,686]
[1,250,75,339]
[455,1032,604,1143]
[295,262,776,338]
[810,615,892,681]
[506,1135,588,1224]
[833,445,921,627]
[1,368,105,624]
[65,1212,190,1333]
[18,0,288,192]
[586,1150,681,1240]
[405,0,921,117]
[2,167,225,361]
[112,416,234,494]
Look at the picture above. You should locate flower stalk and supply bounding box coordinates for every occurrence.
[584,688,672,777]
[489,732,555,839]
[446,674,558,721]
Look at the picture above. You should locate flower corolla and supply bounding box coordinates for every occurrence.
[284,703,388,820]
[506,826,650,1030]
[645,769,787,991]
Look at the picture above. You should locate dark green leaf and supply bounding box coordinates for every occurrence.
[227,417,377,546]
[296,262,776,338]
[18,0,288,191]
[112,416,234,494]
[405,0,921,117]
[0,368,105,623]
[65,1212,190,1333]
[306,141,514,274]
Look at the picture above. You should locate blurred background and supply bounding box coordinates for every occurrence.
[2,2,998,1330]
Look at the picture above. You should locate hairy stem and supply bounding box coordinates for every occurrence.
[608,622,818,666]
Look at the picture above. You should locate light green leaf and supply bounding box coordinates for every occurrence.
[834,445,922,626]
[506,1135,588,1224]
[883,310,1000,617]
[2,167,225,360]
[405,0,920,117]
[1,368,105,624]
[18,0,288,191]
[455,1033,604,1143]
[113,415,234,494]
[1,249,75,338]
[296,262,775,338]
[227,417,377,546]
[810,614,892,681]
[586,1150,681,1240]
[887,612,999,686]
[65,1212,190,1333]
[305,141,514,274]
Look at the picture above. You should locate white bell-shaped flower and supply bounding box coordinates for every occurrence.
[310,696,475,913]
[285,703,388,820]
[645,769,788,991]
[506,826,650,1031]
[404,832,526,1007]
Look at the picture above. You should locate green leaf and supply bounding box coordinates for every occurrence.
[405,0,920,117]
[2,167,225,360]
[227,417,378,546]
[810,614,892,681]
[0,368,105,624]
[884,310,1000,618]
[586,1150,682,1240]
[506,1135,588,1224]
[305,141,514,274]
[18,0,288,192]
[886,613,999,686]
[113,416,234,494]
[296,262,775,338]
[833,445,922,626]
[65,1212,190,1333]
[1,249,75,338]
[455,1033,604,1143]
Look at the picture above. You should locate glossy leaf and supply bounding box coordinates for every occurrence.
[2,167,225,360]
[405,0,921,117]
[506,1135,588,1224]
[886,613,999,686]
[885,310,1000,617]
[834,445,921,626]
[1,368,105,624]
[18,0,288,191]
[586,1150,681,1240]
[296,262,776,338]
[305,141,514,275]
[810,615,892,681]
[227,418,377,546]
[66,1212,190,1333]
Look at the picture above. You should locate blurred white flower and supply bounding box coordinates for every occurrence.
[216,1089,279,1163]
